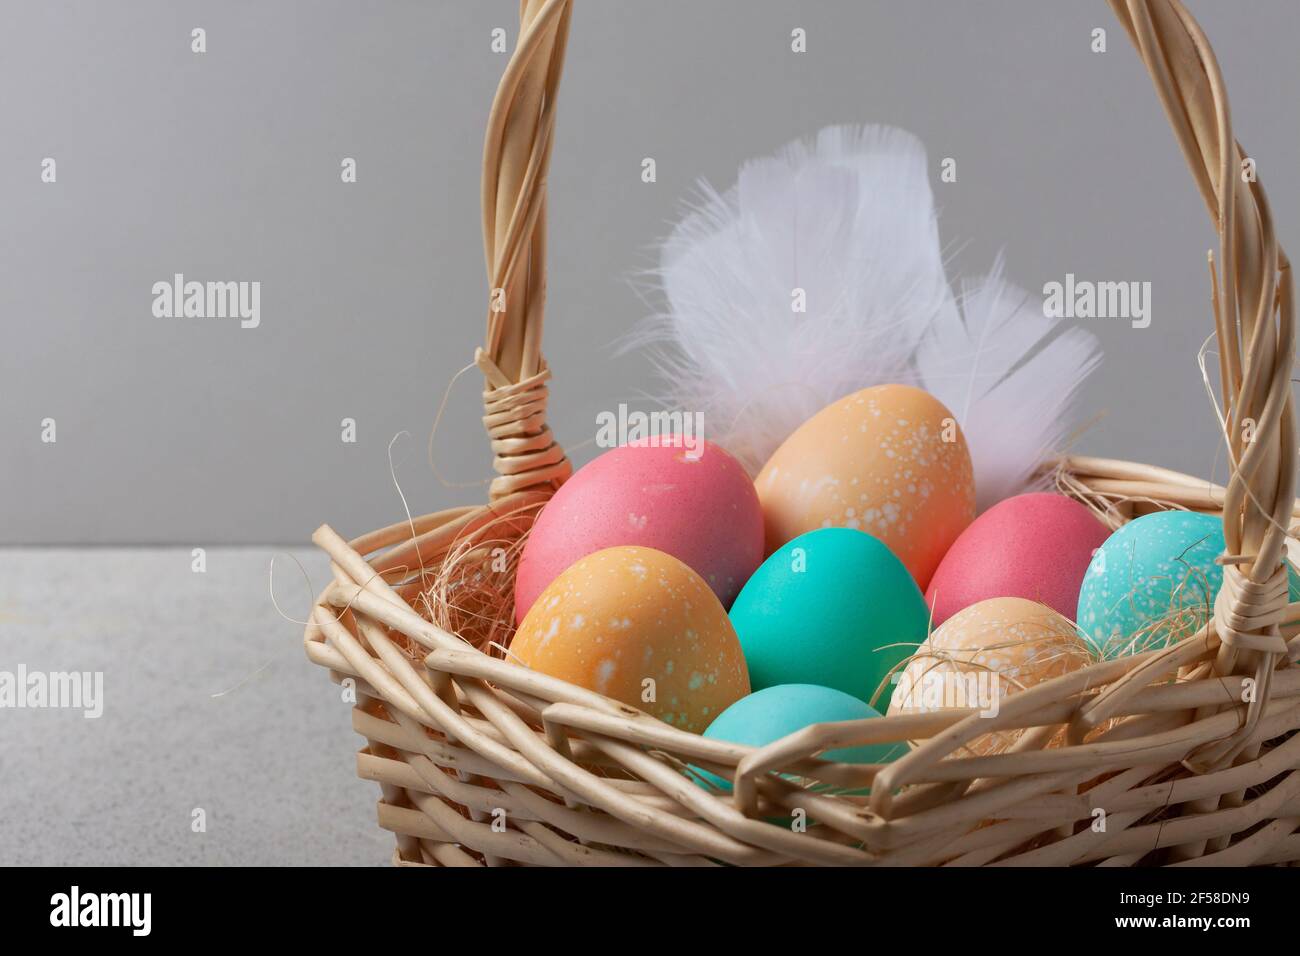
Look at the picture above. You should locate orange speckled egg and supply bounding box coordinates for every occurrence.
[509,546,750,732]
[887,597,1092,755]
[756,384,975,589]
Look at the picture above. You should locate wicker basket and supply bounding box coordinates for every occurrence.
[304,0,1300,867]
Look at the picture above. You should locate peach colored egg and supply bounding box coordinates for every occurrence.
[887,597,1092,755]
[510,546,750,733]
[756,384,975,589]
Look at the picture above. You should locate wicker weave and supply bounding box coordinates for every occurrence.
[304,0,1300,867]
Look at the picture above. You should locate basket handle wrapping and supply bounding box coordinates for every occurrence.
[477,0,574,500]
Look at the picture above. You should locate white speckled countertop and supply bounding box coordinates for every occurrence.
[0,548,393,865]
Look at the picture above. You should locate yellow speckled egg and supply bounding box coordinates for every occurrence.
[756,384,975,590]
[888,597,1092,754]
[509,545,750,732]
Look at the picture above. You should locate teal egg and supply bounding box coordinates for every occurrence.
[729,527,929,708]
[695,683,904,793]
[1077,511,1300,660]
[1077,510,1226,658]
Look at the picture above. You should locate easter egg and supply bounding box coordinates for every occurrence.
[515,436,763,624]
[1076,510,1230,659]
[697,684,904,792]
[510,545,749,732]
[729,527,930,709]
[756,384,975,590]
[925,493,1111,627]
[889,597,1091,754]
[1078,511,1300,660]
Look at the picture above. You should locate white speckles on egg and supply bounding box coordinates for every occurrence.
[595,659,616,693]
[536,617,560,653]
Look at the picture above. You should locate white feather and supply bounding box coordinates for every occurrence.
[633,124,957,473]
[915,258,1103,512]
[635,124,1102,511]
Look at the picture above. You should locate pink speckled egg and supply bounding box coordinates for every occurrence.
[925,492,1110,627]
[514,436,764,624]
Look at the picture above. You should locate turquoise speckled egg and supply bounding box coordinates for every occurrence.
[1078,511,1300,659]
[1077,510,1226,658]
[696,683,903,793]
[729,527,930,709]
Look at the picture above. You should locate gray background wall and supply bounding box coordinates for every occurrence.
[5,0,1298,546]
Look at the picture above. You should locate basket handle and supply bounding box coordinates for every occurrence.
[477,0,574,501]
[1110,0,1295,767]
